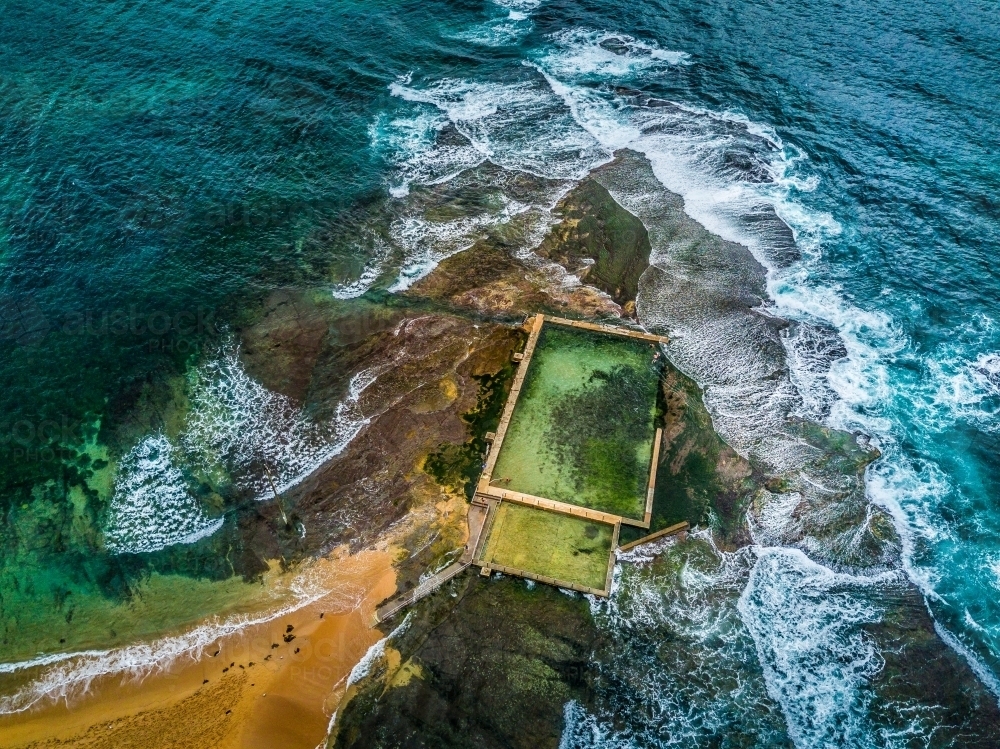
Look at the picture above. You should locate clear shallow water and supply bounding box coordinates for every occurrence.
[491,324,660,519]
[2,0,1000,743]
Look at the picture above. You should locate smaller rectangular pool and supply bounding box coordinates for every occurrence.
[478,502,615,593]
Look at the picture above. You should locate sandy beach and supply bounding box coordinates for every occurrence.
[0,548,396,749]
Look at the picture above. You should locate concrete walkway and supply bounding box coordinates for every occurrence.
[374,560,470,624]
[617,521,690,553]
[374,495,492,624]
[479,488,626,527]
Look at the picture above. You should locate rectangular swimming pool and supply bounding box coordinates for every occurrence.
[488,320,662,520]
[478,502,615,593]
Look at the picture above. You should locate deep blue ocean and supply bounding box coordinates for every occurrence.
[2,0,999,744]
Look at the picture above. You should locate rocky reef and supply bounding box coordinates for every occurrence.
[332,575,602,749]
[6,147,996,745]
[323,152,1000,747]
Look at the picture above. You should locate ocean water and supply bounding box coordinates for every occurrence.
[2,0,1000,743]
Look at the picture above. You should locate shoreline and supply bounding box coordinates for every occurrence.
[2,145,998,746]
[0,548,396,748]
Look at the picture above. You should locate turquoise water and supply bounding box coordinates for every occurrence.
[2,0,1000,743]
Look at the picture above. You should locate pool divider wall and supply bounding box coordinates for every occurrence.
[480,488,623,526]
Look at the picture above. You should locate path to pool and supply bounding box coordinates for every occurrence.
[374,495,492,623]
[375,315,689,622]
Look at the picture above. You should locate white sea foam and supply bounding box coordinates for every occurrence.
[387,195,532,292]
[737,548,900,748]
[559,701,627,749]
[916,316,1000,434]
[378,70,600,290]
[388,76,606,181]
[783,322,847,420]
[0,568,363,715]
[346,637,387,687]
[346,612,411,688]
[182,348,375,499]
[931,616,1000,700]
[331,236,391,299]
[566,532,788,746]
[988,555,1000,593]
[492,0,541,11]
[370,106,485,198]
[453,0,541,47]
[455,19,527,47]
[105,350,377,554]
[746,490,804,548]
[104,434,224,554]
[539,30,690,79]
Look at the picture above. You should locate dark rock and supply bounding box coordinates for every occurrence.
[536,178,652,306]
[332,576,603,749]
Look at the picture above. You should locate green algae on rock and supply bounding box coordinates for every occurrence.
[537,177,652,308]
[330,576,603,749]
[618,362,762,549]
[423,353,523,502]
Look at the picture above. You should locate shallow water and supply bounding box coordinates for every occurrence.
[480,502,613,590]
[491,324,660,518]
[3,0,1000,743]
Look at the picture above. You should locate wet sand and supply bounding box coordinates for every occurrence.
[0,548,396,749]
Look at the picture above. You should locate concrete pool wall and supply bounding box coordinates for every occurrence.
[374,315,687,619]
[471,315,670,594]
[480,315,667,526]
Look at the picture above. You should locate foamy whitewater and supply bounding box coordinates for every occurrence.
[0,560,369,715]
[368,9,1000,745]
[105,346,377,554]
[3,0,998,742]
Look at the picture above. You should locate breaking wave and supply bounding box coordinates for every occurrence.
[562,532,786,747]
[0,563,367,715]
[182,348,375,498]
[737,548,899,747]
[104,348,377,554]
[372,14,1000,737]
[104,434,224,554]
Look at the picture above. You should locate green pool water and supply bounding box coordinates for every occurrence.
[480,502,613,592]
[490,324,661,519]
